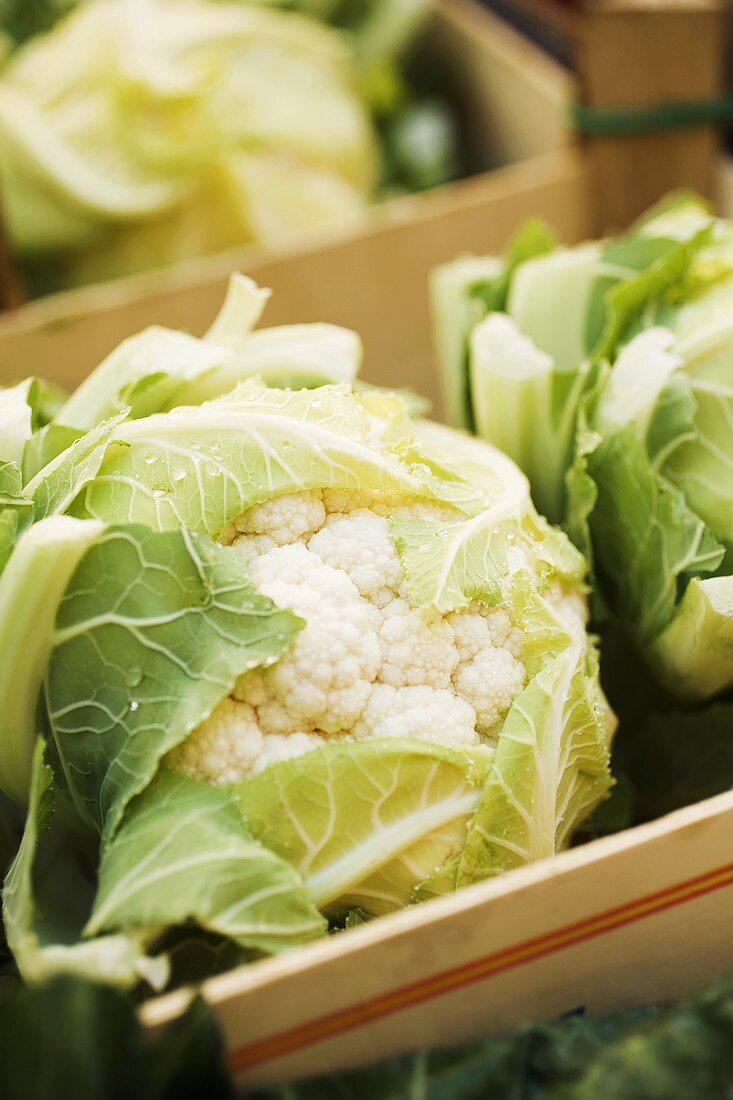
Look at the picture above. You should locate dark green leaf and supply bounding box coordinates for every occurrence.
[0,976,234,1100]
[622,702,733,823]
[589,227,713,364]
[585,424,723,642]
[470,219,558,315]
[557,972,733,1099]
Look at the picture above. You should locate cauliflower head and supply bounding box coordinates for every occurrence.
[139,375,617,912]
[21,283,615,919]
[0,283,617,991]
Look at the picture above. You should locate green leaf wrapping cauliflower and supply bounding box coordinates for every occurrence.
[0,279,614,989]
[0,0,377,286]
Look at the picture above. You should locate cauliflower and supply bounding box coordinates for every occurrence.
[0,284,618,982]
[169,486,567,785]
[236,543,382,736]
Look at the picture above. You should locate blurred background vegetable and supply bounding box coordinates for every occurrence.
[0,0,462,296]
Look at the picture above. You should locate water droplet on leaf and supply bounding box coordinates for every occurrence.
[125,667,143,688]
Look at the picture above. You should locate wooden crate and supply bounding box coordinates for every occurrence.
[479,0,726,228]
[142,790,733,1087]
[1,145,731,1089]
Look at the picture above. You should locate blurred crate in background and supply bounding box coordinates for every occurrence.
[479,0,725,229]
[714,0,733,215]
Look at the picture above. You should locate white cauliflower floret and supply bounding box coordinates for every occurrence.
[228,533,277,566]
[378,598,458,688]
[233,490,326,545]
[354,684,478,748]
[483,607,524,658]
[449,608,524,663]
[236,544,381,735]
[322,488,405,515]
[321,488,458,523]
[166,698,264,786]
[176,489,571,782]
[449,611,493,662]
[546,582,589,641]
[309,509,403,607]
[453,647,526,737]
[250,731,330,777]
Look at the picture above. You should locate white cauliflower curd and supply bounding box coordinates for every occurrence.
[169,486,587,785]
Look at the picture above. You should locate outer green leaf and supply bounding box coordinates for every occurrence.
[590,225,713,363]
[56,328,230,430]
[585,424,723,642]
[470,218,558,315]
[430,220,558,431]
[412,416,530,504]
[24,411,128,521]
[202,272,270,351]
[594,328,681,437]
[88,769,325,953]
[0,516,104,804]
[47,524,302,839]
[0,380,34,467]
[26,375,68,427]
[444,586,613,888]
[53,271,348,430]
[236,739,491,916]
[3,741,167,990]
[507,241,602,375]
[648,576,733,700]
[564,369,605,575]
[0,506,22,576]
[393,502,584,615]
[468,313,557,513]
[392,513,514,612]
[175,324,362,405]
[21,422,81,483]
[72,383,463,536]
[430,254,500,429]
[0,459,31,507]
[664,374,733,547]
[644,373,698,469]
